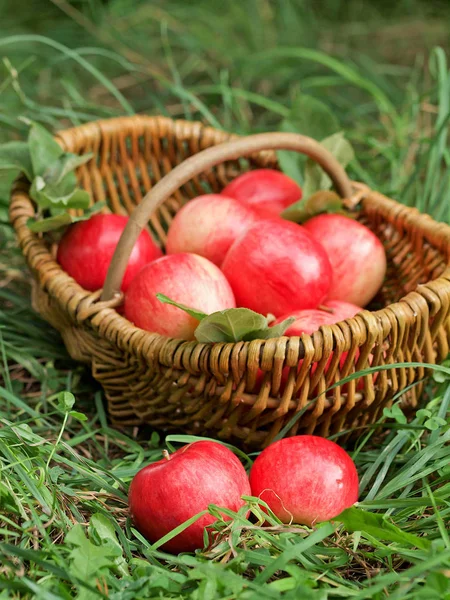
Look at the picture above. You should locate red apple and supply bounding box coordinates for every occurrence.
[272,300,362,336]
[303,214,387,306]
[166,194,260,266]
[271,301,366,392]
[124,253,236,339]
[249,436,358,525]
[128,441,251,553]
[222,169,302,218]
[57,213,162,292]
[221,219,332,317]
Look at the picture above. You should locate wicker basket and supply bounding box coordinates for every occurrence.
[9,115,450,448]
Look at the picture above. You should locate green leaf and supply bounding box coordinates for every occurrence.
[156,293,207,321]
[89,513,129,577]
[281,95,340,143]
[27,212,75,233]
[30,181,91,211]
[0,141,33,180]
[246,317,295,340]
[69,411,88,422]
[336,506,431,549]
[195,308,268,343]
[27,202,102,232]
[424,416,447,431]
[282,190,346,223]
[28,122,63,177]
[158,296,296,342]
[383,403,407,424]
[49,466,66,484]
[66,524,121,584]
[43,152,93,186]
[57,391,75,412]
[277,95,340,184]
[302,132,354,200]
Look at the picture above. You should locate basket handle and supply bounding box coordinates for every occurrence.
[101,132,353,301]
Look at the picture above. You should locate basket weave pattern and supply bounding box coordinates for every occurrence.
[9,116,450,447]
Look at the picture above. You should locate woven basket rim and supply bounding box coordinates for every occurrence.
[9,115,450,376]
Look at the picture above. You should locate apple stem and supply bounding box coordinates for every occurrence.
[318,304,335,314]
[162,449,171,461]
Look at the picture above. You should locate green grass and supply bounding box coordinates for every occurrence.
[1,0,450,597]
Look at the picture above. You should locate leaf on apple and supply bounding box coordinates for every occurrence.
[282,190,345,224]
[156,295,295,343]
[156,293,208,322]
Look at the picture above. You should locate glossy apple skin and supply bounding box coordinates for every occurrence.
[124,253,236,339]
[221,219,332,317]
[57,213,162,292]
[222,169,302,218]
[303,214,387,306]
[249,436,358,525]
[166,194,260,266]
[273,300,362,336]
[128,441,251,553]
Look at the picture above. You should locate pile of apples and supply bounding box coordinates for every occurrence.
[128,435,359,553]
[57,169,387,341]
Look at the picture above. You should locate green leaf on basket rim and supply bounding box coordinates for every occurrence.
[30,182,91,211]
[43,152,93,186]
[335,506,431,550]
[27,201,105,232]
[28,121,64,177]
[0,141,33,180]
[156,295,295,343]
[244,316,295,341]
[195,308,268,343]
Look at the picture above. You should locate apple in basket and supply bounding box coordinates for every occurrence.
[124,253,236,339]
[128,441,251,553]
[254,301,364,392]
[166,194,260,266]
[221,218,333,317]
[303,214,387,306]
[272,300,363,336]
[221,169,302,218]
[57,214,162,292]
[250,436,359,525]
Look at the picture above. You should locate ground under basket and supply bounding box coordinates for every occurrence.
[9,116,450,448]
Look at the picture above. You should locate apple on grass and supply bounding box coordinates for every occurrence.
[303,214,387,306]
[57,213,162,292]
[128,441,251,553]
[222,169,302,218]
[166,194,260,266]
[249,436,359,525]
[124,252,236,339]
[221,219,332,317]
